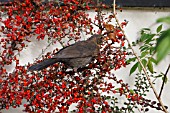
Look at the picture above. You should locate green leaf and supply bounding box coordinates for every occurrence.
[140,33,150,42]
[129,89,135,94]
[149,47,155,54]
[156,29,170,63]
[162,76,168,84]
[141,28,151,33]
[145,34,155,43]
[142,59,147,67]
[149,57,157,64]
[140,33,155,43]
[137,59,147,73]
[140,52,148,58]
[147,60,154,73]
[155,72,164,78]
[142,28,151,31]
[157,16,170,24]
[130,62,138,75]
[126,57,136,64]
[155,74,163,78]
[138,63,142,73]
[140,45,149,52]
[115,88,120,91]
[106,96,111,99]
[156,24,163,33]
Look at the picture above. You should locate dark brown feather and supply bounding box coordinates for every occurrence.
[28,34,102,71]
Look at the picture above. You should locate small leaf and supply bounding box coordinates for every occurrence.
[129,89,134,94]
[106,96,111,99]
[155,74,163,78]
[162,76,168,84]
[157,16,170,24]
[130,62,138,75]
[149,57,157,64]
[149,47,155,54]
[140,52,148,58]
[145,34,155,43]
[140,45,149,52]
[156,29,170,63]
[141,28,151,34]
[142,59,147,67]
[126,57,136,64]
[140,33,150,42]
[142,28,151,30]
[138,63,142,73]
[147,60,154,73]
[156,24,163,33]
[115,88,120,91]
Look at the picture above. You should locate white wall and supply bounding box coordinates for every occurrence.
[2,9,170,113]
[108,9,170,113]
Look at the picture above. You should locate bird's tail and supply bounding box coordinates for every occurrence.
[28,58,58,71]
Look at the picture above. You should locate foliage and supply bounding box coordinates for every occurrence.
[129,16,170,75]
[156,16,170,63]
[129,26,158,75]
[0,0,169,113]
[127,16,170,112]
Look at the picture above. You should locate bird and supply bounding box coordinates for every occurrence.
[28,34,102,71]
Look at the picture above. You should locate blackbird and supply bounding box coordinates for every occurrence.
[28,34,102,71]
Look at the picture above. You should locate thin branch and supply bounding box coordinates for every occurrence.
[113,0,168,113]
[34,33,69,62]
[97,0,103,30]
[159,63,170,98]
[34,40,54,62]
[113,0,116,14]
[84,16,101,28]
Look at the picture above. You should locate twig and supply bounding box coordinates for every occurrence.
[159,64,170,98]
[131,101,142,113]
[84,16,101,28]
[113,0,168,112]
[35,39,54,62]
[113,0,116,14]
[97,0,103,30]
[34,33,68,62]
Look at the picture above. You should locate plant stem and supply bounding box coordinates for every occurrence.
[159,63,170,98]
[113,0,168,112]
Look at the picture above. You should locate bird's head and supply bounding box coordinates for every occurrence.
[88,34,103,44]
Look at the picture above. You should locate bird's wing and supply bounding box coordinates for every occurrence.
[53,40,99,59]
